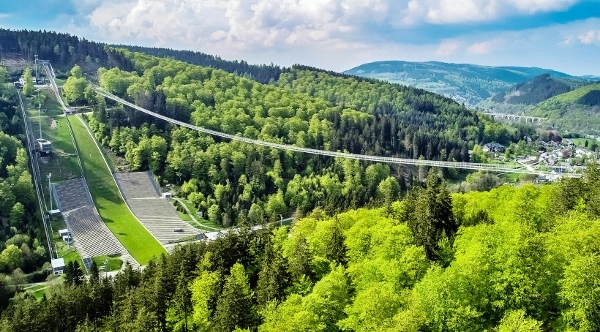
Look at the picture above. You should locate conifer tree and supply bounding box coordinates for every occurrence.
[325,218,348,266]
[214,263,256,332]
[406,169,456,261]
[173,271,192,332]
[256,237,290,306]
[89,261,100,284]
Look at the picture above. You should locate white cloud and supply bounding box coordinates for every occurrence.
[83,0,584,50]
[403,0,578,25]
[578,30,600,45]
[436,39,461,56]
[65,0,599,74]
[467,40,494,55]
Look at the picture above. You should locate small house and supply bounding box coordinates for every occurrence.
[482,142,506,153]
[51,258,65,275]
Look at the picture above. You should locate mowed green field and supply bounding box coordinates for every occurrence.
[93,255,123,272]
[69,115,166,264]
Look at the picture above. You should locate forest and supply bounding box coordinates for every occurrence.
[0,66,47,308]
[1,166,599,331]
[77,49,521,226]
[491,74,574,105]
[4,28,595,332]
[0,29,282,82]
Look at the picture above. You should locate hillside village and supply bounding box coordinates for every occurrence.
[481,137,599,182]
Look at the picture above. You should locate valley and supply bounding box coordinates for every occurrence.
[0,28,599,332]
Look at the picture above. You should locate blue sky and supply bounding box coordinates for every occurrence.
[1,0,600,75]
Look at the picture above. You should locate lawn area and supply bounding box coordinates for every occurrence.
[93,255,123,272]
[570,137,598,149]
[69,115,166,264]
[174,198,223,230]
[25,285,48,301]
[499,172,524,183]
[60,248,84,267]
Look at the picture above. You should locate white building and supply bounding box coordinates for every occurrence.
[51,258,65,275]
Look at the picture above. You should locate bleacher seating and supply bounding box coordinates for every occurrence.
[114,171,161,199]
[53,178,139,268]
[115,172,198,245]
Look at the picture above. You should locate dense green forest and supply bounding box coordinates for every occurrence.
[529,83,600,134]
[82,49,520,226]
[0,29,282,83]
[0,66,47,309]
[491,74,577,105]
[2,167,599,331]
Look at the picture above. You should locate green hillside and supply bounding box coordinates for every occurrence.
[78,49,522,227]
[344,61,579,105]
[491,74,587,105]
[528,83,600,134]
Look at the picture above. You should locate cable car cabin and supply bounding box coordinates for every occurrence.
[36,138,52,154]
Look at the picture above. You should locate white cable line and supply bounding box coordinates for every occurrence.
[92,84,581,177]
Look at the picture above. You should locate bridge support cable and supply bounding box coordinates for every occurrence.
[92,84,579,177]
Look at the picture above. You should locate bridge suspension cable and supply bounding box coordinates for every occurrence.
[92,84,578,176]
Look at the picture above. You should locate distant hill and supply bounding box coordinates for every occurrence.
[491,74,589,105]
[528,83,600,134]
[344,61,579,105]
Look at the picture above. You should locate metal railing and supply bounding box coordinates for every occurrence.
[92,84,582,177]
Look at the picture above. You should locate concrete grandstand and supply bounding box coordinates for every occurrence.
[114,171,198,248]
[52,178,138,268]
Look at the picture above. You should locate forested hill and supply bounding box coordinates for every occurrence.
[344,60,579,105]
[491,74,589,105]
[0,29,372,86]
[85,48,517,226]
[2,167,600,331]
[0,28,108,69]
[114,45,284,85]
[528,83,600,134]
[0,29,285,82]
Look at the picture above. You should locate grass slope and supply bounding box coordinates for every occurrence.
[534,82,600,106]
[69,115,166,264]
[93,255,123,272]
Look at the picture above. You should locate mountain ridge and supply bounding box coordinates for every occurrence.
[344,60,584,106]
[490,74,589,105]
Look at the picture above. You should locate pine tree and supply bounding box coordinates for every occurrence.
[72,261,84,286]
[89,261,100,284]
[256,238,290,306]
[406,169,456,261]
[288,236,313,282]
[172,271,192,332]
[214,263,256,332]
[325,217,348,266]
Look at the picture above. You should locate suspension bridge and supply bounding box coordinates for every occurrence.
[90,84,582,177]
